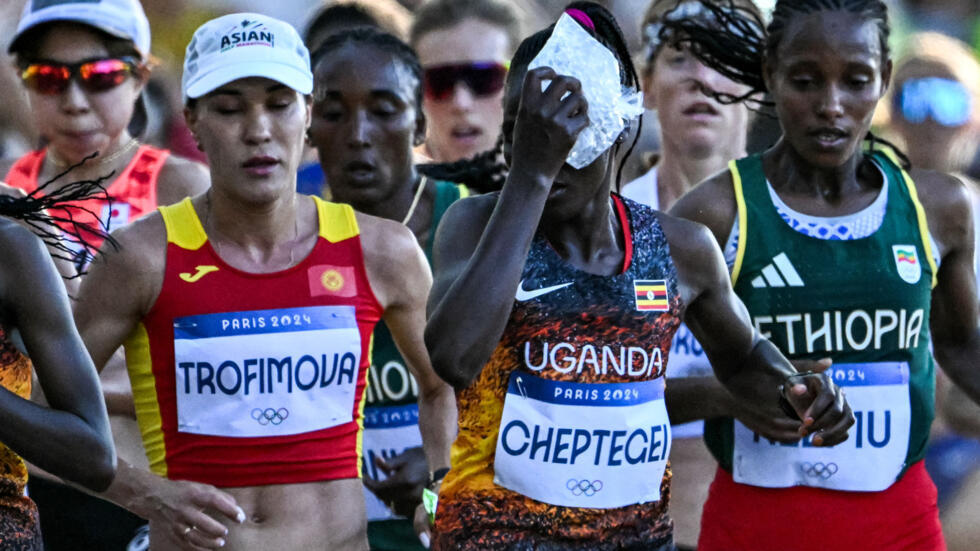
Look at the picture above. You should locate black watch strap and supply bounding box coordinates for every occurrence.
[428,467,450,487]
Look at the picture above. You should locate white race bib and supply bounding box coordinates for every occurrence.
[493,372,671,509]
[733,362,911,492]
[667,322,711,439]
[361,403,422,521]
[173,305,361,438]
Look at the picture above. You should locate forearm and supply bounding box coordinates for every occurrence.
[715,338,795,408]
[417,382,456,471]
[427,171,551,387]
[665,376,735,424]
[0,388,114,491]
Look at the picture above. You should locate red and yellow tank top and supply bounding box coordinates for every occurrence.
[5,145,169,268]
[433,196,682,550]
[124,197,383,487]
[0,327,31,498]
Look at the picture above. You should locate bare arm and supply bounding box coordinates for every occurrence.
[0,220,114,490]
[425,68,589,389]
[361,214,455,474]
[660,213,853,445]
[73,214,242,549]
[915,170,980,405]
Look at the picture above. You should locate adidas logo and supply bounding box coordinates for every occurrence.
[750,252,804,288]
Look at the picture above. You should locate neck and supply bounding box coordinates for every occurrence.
[541,192,623,275]
[657,141,746,211]
[45,134,139,186]
[765,139,866,203]
[206,187,305,253]
[350,170,421,224]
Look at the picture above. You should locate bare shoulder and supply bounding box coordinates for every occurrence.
[433,192,498,248]
[156,155,209,206]
[92,208,168,278]
[668,167,737,247]
[657,211,724,273]
[356,211,420,263]
[907,169,973,253]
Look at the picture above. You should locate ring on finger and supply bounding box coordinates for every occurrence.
[183,525,195,536]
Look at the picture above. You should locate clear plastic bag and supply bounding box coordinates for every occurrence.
[528,13,644,169]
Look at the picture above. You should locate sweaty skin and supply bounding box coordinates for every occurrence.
[73,79,453,551]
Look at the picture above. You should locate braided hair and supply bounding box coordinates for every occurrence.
[310,27,424,113]
[658,0,909,168]
[5,156,116,275]
[421,1,643,193]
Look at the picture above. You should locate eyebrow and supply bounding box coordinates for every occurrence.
[211,83,292,97]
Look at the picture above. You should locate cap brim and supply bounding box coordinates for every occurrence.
[185,61,313,100]
[8,16,142,55]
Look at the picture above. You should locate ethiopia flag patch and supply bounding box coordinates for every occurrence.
[634,280,669,312]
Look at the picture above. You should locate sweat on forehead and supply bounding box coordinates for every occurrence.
[773,10,884,62]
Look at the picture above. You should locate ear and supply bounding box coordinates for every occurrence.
[303,93,313,132]
[879,58,893,99]
[183,105,203,151]
[413,108,427,147]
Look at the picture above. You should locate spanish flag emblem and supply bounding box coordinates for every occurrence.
[634,279,669,312]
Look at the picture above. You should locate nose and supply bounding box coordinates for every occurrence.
[817,84,845,120]
[243,107,272,145]
[59,80,91,115]
[346,109,371,149]
[450,82,476,111]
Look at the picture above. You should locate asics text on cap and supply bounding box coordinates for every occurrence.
[182,13,313,101]
[9,0,151,56]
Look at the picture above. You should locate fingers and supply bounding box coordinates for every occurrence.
[790,357,832,373]
[414,503,432,549]
[190,485,246,525]
[809,389,854,447]
[183,524,227,550]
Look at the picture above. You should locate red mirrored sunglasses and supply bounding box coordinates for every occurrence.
[423,61,509,102]
[20,57,140,95]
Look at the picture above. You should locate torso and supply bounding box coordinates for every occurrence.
[129,196,382,550]
[706,151,936,492]
[4,146,169,271]
[434,196,681,550]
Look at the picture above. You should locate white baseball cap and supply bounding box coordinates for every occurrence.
[182,13,313,102]
[9,0,151,56]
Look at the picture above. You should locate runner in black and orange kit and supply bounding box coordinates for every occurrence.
[425,3,853,550]
[71,13,454,551]
[307,28,465,550]
[0,177,116,550]
[663,1,980,549]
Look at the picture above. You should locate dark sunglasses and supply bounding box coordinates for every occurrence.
[20,57,140,95]
[895,77,972,127]
[423,61,509,101]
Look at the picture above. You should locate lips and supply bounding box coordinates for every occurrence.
[450,125,482,141]
[242,155,279,175]
[682,101,719,116]
[808,127,849,149]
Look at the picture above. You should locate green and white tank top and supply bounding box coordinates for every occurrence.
[705,151,937,493]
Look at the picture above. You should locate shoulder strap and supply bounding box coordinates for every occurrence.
[314,196,360,243]
[159,198,207,250]
[728,156,760,285]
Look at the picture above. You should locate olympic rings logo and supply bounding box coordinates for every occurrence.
[566,479,603,497]
[799,461,838,479]
[251,408,289,426]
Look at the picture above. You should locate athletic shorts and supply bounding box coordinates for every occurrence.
[698,461,945,551]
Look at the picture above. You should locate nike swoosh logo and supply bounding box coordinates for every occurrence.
[179,265,219,283]
[515,280,573,301]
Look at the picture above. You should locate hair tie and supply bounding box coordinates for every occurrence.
[565,8,595,32]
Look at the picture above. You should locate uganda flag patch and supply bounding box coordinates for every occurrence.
[634,280,669,312]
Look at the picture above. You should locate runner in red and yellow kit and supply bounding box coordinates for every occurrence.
[425,3,854,549]
[72,13,453,551]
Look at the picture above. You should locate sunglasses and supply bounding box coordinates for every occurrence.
[423,61,509,102]
[895,77,972,127]
[20,57,140,95]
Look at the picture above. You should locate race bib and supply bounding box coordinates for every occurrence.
[173,305,361,438]
[667,322,711,439]
[493,372,671,509]
[361,403,422,521]
[733,362,911,492]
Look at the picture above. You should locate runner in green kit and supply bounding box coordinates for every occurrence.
[307,28,464,550]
